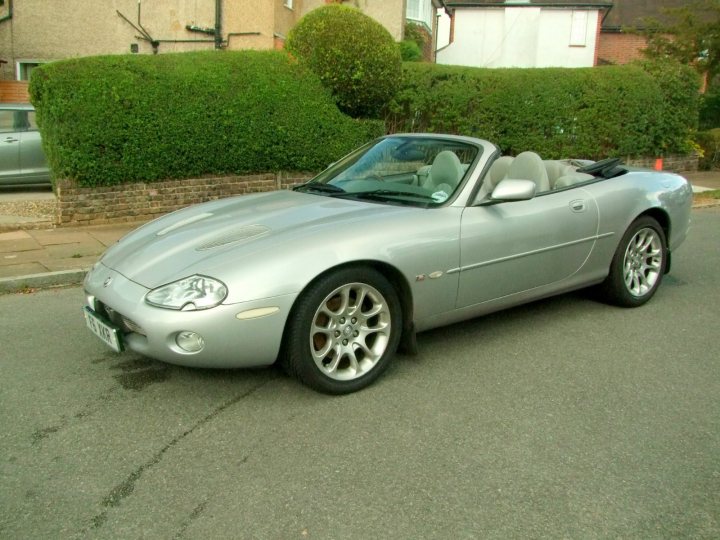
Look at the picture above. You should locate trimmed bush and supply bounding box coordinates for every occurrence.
[286,5,401,118]
[386,61,700,159]
[636,59,700,153]
[29,51,383,187]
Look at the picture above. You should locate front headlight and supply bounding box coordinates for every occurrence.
[145,275,228,311]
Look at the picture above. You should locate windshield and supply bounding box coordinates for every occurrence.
[295,136,481,207]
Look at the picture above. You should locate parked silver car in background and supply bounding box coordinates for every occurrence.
[0,103,51,187]
[83,134,693,394]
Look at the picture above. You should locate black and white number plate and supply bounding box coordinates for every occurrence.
[83,307,123,353]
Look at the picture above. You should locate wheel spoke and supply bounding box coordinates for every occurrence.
[324,347,343,373]
[362,319,389,332]
[346,348,360,374]
[312,333,334,359]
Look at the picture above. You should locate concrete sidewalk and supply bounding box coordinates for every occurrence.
[0,173,718,294]
[0,223,143,293]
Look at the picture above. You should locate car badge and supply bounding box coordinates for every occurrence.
[103,277,113,288]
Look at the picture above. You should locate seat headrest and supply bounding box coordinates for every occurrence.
[487,156,513,190]
[506,151,550,192]
[430,151,464,189]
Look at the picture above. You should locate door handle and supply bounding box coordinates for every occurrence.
[4,137,19,143]
[570,200,586,213]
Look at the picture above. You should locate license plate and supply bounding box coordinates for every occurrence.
[83,307,123,353]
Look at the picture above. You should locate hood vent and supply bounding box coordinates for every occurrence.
[195,225,270,251]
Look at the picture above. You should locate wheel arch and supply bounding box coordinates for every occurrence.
[280,259,415,353]
[635,207,671,273]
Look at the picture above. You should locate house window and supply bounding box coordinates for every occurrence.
[284,0,293,9]
[407,0,433,30]
[17,61,42,81]
[569,10,588,47]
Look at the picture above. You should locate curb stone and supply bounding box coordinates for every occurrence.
[0,268,89,294]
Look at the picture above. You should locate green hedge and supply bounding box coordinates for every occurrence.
[29,51,383,187]
[386,61,700,159]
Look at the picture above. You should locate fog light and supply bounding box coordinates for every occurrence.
[176,331,204,353]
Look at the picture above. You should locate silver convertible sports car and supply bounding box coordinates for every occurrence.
[83,134,693,394]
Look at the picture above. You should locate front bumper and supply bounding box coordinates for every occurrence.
[83,263,297,368]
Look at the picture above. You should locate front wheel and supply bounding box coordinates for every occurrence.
[599,216,667,307]
[282,266,402,394]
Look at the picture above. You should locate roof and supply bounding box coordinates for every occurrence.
[445,1,612,7]
[601,0,693,31]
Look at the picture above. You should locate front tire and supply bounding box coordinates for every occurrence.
[599,216,667,307]
[282,266,402,394]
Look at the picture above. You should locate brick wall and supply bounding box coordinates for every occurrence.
[55,172,315,226]
[597,32,648,65]
[626,154,699,173]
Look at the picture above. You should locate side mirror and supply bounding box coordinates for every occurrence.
[479,179,536,206]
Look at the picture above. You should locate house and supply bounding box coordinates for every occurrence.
[0,0,446,86]
[436,0,613,68]
[597,0,693,66]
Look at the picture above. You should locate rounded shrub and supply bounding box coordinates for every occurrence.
[286,4,401,118]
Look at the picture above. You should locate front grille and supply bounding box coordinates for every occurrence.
[96,301,146,336]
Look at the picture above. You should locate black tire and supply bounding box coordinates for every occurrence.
[282,266,402,394]
[598,216,667,307]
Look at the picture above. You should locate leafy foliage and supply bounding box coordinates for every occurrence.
[639,0,720,87]
[28,51,383,187]
[285,4,401,118]
[700,91,720,129]
[386,61,700,159]
[697,128,720,169]
[399,40,422,62]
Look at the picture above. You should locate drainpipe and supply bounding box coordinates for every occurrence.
[0,0,14,24]
[214,0,222,49]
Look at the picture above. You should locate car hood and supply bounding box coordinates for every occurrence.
[101,190,408,289]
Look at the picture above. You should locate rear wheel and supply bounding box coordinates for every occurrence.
[282,266,401,394]
[599,216,667,307]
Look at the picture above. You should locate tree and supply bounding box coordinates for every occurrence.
[639,0,720,87]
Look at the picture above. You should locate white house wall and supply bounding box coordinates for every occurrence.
[437,7,599,68]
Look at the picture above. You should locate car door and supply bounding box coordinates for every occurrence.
[457,187,599,307]
[18,110,50,181]
[0,109,21,184]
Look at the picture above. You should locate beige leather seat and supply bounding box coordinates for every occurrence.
[478,155,513,199]
[425,151,464,194]
[504,151,550,193]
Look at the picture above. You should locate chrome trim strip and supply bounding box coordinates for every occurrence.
[447,232,614,274]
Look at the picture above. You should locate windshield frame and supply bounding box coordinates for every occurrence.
[297,135,484,208]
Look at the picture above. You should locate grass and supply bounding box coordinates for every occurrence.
[696,189,720,199]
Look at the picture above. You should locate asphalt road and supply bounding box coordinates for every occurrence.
[1,209,719,539]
